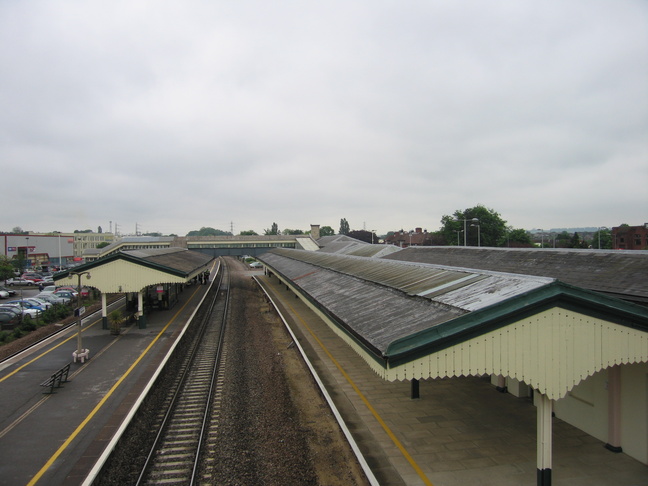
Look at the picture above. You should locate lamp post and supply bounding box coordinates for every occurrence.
[456,218,479,246]
[455,230,463,246]
[69,271,91,363]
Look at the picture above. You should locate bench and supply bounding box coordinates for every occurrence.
[40,363,71,394]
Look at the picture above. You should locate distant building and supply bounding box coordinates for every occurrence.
[385,228,432,247]
[612,224,648,250]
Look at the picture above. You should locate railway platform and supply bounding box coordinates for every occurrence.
[257,273,648,486]
[1,269,646,486]
[0,282,210,486]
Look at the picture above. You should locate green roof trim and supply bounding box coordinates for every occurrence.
[385,281,648,366]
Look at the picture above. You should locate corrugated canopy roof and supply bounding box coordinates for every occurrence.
[260,249,563,355]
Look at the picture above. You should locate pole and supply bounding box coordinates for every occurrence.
[464,220,467,246]
[76,274,82,355]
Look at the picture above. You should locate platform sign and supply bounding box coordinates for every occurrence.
[74,306,86,317]
[156,285,164,293]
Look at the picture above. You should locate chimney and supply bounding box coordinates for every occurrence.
[310,224,321,239]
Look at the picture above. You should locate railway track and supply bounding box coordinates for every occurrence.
[135,260,230,485]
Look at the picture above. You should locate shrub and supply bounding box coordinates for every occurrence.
[21,320,37,332]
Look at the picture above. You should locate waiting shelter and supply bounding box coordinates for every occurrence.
[54,247,214,331]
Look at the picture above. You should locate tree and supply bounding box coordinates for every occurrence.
[319,226,335,237]
[96,242,110,249]
[11,226,23,234]
[592,228,612,249]
[98,226,103,234]
[239,230,258,235]
[186,227,232,236]
[339,218,350,235]
[503,228,533,247]
[348,230,376,244]
[282,229,304,235]
[0,256,15,282]
[439,205,508,247]
[568,232,588,249]
[264,223,280,235]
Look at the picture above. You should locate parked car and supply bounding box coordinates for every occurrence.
[36,293,69,305]
[23,298,53,310]
[0,310,21,327]
[5,278,35,287]
[53,291,76,302]
[0,304,26,321]
[40,285,57,293]
[1,302,41,319]
[22,272,43,279]
[7,299,46,313]
[0,290,9,299]
[0,286,16,296]
[54,286,79,297]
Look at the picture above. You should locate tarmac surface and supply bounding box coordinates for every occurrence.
[0,283,209,486]
[0,273,646,486]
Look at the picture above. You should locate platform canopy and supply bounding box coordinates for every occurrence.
[54,247,214,294]
[259,249,648,401]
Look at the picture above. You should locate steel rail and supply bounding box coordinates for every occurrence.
[135,260,229,485]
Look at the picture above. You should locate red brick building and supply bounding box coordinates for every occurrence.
[385,228,432,247]
[612,224,648,250]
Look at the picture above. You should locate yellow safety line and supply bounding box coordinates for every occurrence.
[282,297,434,486]
[27,285,203,486]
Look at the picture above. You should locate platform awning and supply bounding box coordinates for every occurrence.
[260,249,648,401]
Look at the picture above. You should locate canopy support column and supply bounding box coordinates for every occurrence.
[537,392,552,486]
[138,291,146,328]
[101,293,108,329]
[605,365,623,453]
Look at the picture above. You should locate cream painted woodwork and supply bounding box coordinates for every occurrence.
[61,259,201,294]
[385,307,648,400]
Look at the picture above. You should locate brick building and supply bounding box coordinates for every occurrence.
[612,223,648,250]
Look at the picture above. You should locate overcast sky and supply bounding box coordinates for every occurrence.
[1,1,646,236]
